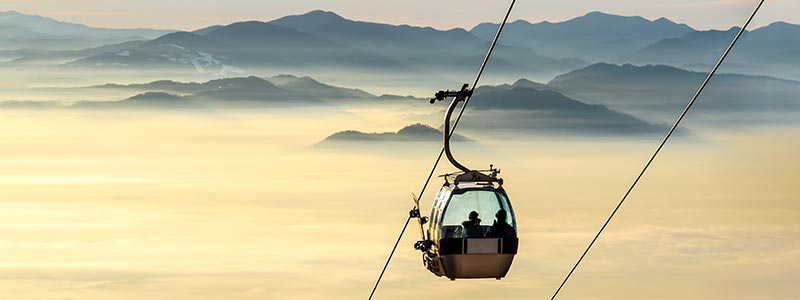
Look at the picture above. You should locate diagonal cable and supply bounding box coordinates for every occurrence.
[367,216,411,300]
[366,1,516,299]
[549,1,765,300]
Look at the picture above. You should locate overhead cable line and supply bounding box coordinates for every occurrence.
[549,1,766,300]
[367,1,517,299]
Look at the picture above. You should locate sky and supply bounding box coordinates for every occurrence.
[0,0,797,31]
[0,1,798,299]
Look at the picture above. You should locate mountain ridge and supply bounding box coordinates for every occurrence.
[547,62,800,122]
[0,10,175,50]
[318,123,472,145]
[5,9,800,81]
[470,11,695,62]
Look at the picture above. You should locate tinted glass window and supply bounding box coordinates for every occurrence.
[495,192,516,229]
[440,189,515,238]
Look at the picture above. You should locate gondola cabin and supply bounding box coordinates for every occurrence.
[413,83,519,280]
[417,170,518,280]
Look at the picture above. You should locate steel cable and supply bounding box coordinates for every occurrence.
[549,1,766,299]
[366,1,517,299]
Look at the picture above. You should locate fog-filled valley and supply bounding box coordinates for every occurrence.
[1,107,798,300]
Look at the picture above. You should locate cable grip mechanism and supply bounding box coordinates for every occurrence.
[409,208,428,225]
[430,83,472,104]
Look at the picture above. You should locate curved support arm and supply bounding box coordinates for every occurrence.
[443,96,471,173]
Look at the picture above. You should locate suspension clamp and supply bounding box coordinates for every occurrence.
[409,208,428,224]
[430,83,472,104]
[414,239,434,252]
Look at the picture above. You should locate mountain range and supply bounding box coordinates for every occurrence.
[1,72,666,135]
[73,74,383,109]
[65,19,421,75]
[91,74,375,99]
[471,11,694,62]
[6,9,797,81]
[6,65,796,134]
[318,124,471,145]
[1,9,798,133]
[548,63,800,121]
[84,74,667,136]
[623,23,800,79]
[0,10,173,51]
[454,79,667,134]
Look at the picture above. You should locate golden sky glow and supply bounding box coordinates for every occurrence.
[0,0,796,31]
[0,108,797,300]
[0,1,798,298]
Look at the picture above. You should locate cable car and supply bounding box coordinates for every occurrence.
[413,84,519,280]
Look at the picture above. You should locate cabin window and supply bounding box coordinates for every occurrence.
[440,189,516,238]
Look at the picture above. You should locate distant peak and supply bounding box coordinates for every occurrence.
[399,123,436,131]
[126,91,183,101]
[273,74,299,79]
[513,78,536,85]
[297,76,318,81]
[227,20,272,27]
[510,19,533,26]
[511,78,546,89]
[581,11,633,19]
[0,10,54,21]
[150,31,202,42]
[0,10,28,16]
[589,62,621,68]
[578,11,648,22]
[584,11,612,17]
[654,17,675,24]
[763,21,800,30]
[206,76,271,85]
[301,10,345,20]
[768,21,790,26]
[270,9,349,28]
[156,31,200,38]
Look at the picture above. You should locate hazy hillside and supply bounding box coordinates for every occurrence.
[269,11,591,77]
[318,123,471,145]
[471,11,694,62]
[69,19,412,74]
[7,9,798,83]
[269,10,482,64]
[0,10,173,50]
[455,80,666,134]
[73,92,195,109]
[624,27,740,66]
[455,42,589,77]
[624,22,800,80]
[43,74,388,109]
[63,10,589,78]
[90,75,376,99]
[548,63,800,121]
[2,40,145,66]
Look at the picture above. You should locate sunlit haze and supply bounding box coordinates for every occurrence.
[0,0,796,30]
[0,1,798,300]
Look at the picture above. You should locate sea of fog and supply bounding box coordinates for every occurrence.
[0,108,798,300]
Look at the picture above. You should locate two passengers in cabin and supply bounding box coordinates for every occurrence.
[456,210,516,238]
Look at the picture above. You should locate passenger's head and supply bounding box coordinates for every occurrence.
[496,209,507,222]
[469,211,480,221]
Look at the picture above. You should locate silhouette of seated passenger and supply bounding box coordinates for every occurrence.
[457,211,485,238]
[487,210,516,238]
